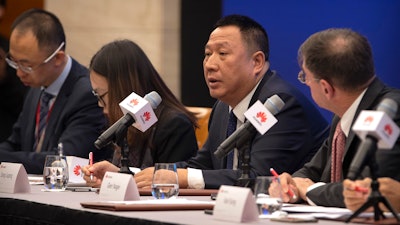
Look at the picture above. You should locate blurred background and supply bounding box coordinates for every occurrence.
[1,0,399,121]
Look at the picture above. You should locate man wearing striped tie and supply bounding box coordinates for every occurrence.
[271,28,400,209]
[0,9,112,174]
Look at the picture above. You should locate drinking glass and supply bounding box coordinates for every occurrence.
[151,163,179,199]
[43,155,69,191]
[253,176,283,216]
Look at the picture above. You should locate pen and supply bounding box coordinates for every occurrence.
[354,185,369,194]
[270,168,297,200]
[89,152,93,181]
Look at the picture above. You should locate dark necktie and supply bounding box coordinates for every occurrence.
[331,121,346,182]
[226,110,237,169]
[34,91,54,151]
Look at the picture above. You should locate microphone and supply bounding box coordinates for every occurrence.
[94,91,162,149]
[214,94,285,159]
[347,98,400,180]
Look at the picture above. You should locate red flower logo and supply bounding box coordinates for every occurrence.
[74,165,81,176]
[363,116,374,125]
[384,124,393,136]
[130,98,139,106]
[256,112,267,123]
[143,111,151,121]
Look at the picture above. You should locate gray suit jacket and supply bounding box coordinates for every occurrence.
[294,78,400,207]
[0,58,112,174]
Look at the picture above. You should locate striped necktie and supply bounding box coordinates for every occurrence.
[331,121,346,182]
[34,91,54,151]
[226,110,237,169]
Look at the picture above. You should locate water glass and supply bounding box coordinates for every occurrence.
[253,176,283,215]
[151,163,179,199]
[43,155,69,191]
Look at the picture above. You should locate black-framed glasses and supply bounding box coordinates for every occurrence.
[92,90,108,107]
[298,70,320,84]
[5,42,65,74]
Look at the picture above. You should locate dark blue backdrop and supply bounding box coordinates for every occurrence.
[223,0,400,121]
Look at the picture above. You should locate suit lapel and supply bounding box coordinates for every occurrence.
[25,89,42,150]
[342,78,385,176]
[41,60,82,151]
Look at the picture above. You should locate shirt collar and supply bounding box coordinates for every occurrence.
[42,55,72,96]
[340,88,367,137]
[230,79,262,125]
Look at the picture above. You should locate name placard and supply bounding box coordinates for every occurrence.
[99,171,140,201]
[213,185,258,222]
[0,162,31,193]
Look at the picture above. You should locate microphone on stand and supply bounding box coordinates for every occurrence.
[214,94,285,159]
[94,91,162,149]
[347,98,399,180]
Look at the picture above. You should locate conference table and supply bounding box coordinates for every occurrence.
[0,184,379,225]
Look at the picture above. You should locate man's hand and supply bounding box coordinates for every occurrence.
[292,177,314,201]
[135,168,189,189]
[270,172,300,203]
[343,178,371,212]
[134,167,155,188]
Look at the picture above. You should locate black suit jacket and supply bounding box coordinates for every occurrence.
[294,78,400,207]
[0,58,112,174]
[112,106,198,169]
[177,70,330,189]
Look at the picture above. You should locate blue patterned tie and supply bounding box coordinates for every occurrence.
[34,91,54,151]
[226,110,237,169]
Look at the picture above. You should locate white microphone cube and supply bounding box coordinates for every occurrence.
[119,92,158,132]
[244,100,278,135]
[352,110,400,149]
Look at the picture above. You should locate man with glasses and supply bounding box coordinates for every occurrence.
[270,28,400,208]
[0,9,112,174]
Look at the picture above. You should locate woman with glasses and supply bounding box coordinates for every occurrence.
[82,40,198,187]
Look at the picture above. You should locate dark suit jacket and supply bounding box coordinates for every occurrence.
[177,70,330,189]
[294,78,400,207]
[0,58,112,174]
[112,106,198,169]
[0,65,28,142]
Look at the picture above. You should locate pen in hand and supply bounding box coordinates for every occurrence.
[270,168,297,200]
[89,152,93,181]
[354,185,369,194]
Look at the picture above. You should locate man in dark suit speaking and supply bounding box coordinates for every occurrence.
[134,15,329,189]
[0,9,111,174]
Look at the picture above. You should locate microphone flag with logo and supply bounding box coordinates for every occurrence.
[95,91,161,149]
[214,94,284,159]
[347,98,399,180]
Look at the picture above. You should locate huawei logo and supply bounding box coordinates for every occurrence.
[143,111,151,121]
[73,165,81,176]
[256,111,267,123]
[130,98,139,106]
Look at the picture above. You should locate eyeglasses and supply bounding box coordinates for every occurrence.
[298,70,320,84]
[5,42,65,74]
[92,90,108,107]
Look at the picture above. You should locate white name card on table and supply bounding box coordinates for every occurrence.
[0,162,31,193]
[213,185,259,223]
[66,156,88,184]
[99,171,140,201]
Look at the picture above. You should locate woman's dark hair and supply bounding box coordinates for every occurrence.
[90,39,197,147]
